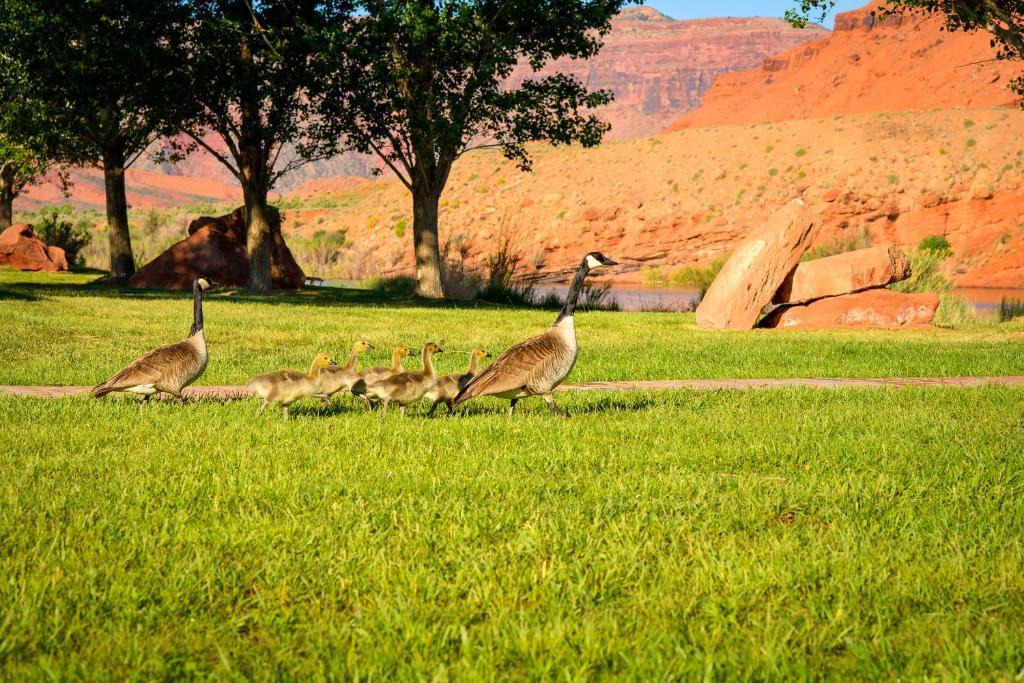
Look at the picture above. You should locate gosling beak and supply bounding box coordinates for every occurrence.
[366,343,375,350]
[436,347,445,353]
[485,352,492,358]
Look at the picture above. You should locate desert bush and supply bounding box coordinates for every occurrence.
[802,228,873,261]
[643,267,666,288]
[891,248,953,294]
[358,274,417,297]
[933,295,975,328]
[999,297,1024,322]
[290,230,349,276]
[670,257,727,295]
[32,206,93,267]
[917,234,952,255]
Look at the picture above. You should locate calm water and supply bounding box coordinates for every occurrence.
[314,280,1024,313]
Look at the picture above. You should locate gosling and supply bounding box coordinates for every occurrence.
[249,353,335,419]
[425,348,490,416]
[363,342,443,416]
[350,345,410,408]
[315,340,374,405]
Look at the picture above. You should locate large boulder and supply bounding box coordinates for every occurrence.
[773,245,911,304]
[696,200,819,329]
[759,290,940,329]
[130,206,304,290]
[0,224,69,272]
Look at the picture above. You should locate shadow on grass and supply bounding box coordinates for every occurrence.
[0,276,550,312]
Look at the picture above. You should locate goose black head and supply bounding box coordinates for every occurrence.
[583,252,618,270]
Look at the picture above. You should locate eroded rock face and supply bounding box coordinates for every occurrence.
[670,1,1020,130]
[760,290,939,329]
[0,224,69,272]
[129,206,304,290]
[695,200,818,329]
[773,245,910,304]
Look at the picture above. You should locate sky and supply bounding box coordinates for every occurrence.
[645,0,866,27]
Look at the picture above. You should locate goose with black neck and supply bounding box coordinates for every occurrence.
[92,277,215,403]
[453,252,617,416]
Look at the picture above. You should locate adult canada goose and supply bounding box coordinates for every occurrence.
[314,340,374,405]
[249,353,336,419]
[350,345,410,407]
[363,342,443,416]
[91,277,215,403]
[453,252,617,415]
[425,348,490,416]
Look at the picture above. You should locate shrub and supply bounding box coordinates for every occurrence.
[359,275,417,297]
[290,230,348,276]
[794,147,807,157]
[802,228,873,261]
[670,257,727,295]
[890,249,953,294]
[999,297,1024,322]
[643,267,666,288]
[934,295,975,328]
[32,207,93,267]
[965,138,977,148]
[917,234,952,255]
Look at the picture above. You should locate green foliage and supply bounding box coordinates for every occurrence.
[999,297,1024,322]
[643,266,666,288]
[393,218,408,238]
[918,234,952,254]
[31,207,92,266]
[289,229,349,276]
[768,168,779,177]
[794,147,807,157]
[670,257,728,294]
[802,227,873,261]
[891,249,954,295]
[933,294,975,329]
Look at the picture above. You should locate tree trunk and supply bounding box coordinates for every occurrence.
[0,165,13,230]
[102,142,135,278]
[412,182,445,299]
[242,182,274,290]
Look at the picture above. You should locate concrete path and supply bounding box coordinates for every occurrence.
[2,376,1023,400]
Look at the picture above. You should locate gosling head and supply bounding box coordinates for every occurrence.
[311,353,335,369]
[583,252,618,271]
[424,342,443,355]
[395,345,411,358]
[472,348,491,359]
[352,340,374,353]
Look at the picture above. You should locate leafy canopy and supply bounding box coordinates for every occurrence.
[314,0,636,189]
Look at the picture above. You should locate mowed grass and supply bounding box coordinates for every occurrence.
[1,269,1023,677]
[1,388,1023,678]
[1,269,1023,386]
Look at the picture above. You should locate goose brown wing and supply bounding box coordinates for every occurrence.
[454,332,560,404]
[91,342,186,396]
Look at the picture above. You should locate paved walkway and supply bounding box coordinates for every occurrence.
[2,376,1023,400]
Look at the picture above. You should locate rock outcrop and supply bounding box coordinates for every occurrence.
[773,246,910,304]
[509,7,827,140]
[670,1,1020,130]
[129,207,304,290]
[696,200,818,329]
[0,224,69,272]
[760,290,939,329]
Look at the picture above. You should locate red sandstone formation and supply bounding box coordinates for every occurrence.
[696,201,818,329]
[0,224,69,272]
[509,6,827,140]
[773,246,910,304]
[129,207,304,290]
[760,290,939,328]
[670,2,1020,130]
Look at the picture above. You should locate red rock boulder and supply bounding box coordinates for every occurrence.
[696,200,819,329]
[760,290,940,329]
[130,206,304,290]
[0,224,69,272]
[773,245,911,304]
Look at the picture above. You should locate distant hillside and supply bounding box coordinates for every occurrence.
[670,1,1021,129]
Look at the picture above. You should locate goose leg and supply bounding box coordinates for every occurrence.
[399,405,406,418]
[259,400,267,415]
[446,401,454,415]
[282,405,290,420]
[542,393,565,417]
[508,398,519,417]
[426,401,439,417]
[379,398,389,419]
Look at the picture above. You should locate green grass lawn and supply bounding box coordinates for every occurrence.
[1,269,1023,678]
[1,269,1023,386]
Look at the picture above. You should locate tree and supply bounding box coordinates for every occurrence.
[314,0,632,298]
[167,0,351,290]
[788,1,1024,95]
[0,137,50,229]
[0,0,188,278]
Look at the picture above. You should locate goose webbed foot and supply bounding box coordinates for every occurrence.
[508,398,519,417]
[542,394,566,418]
